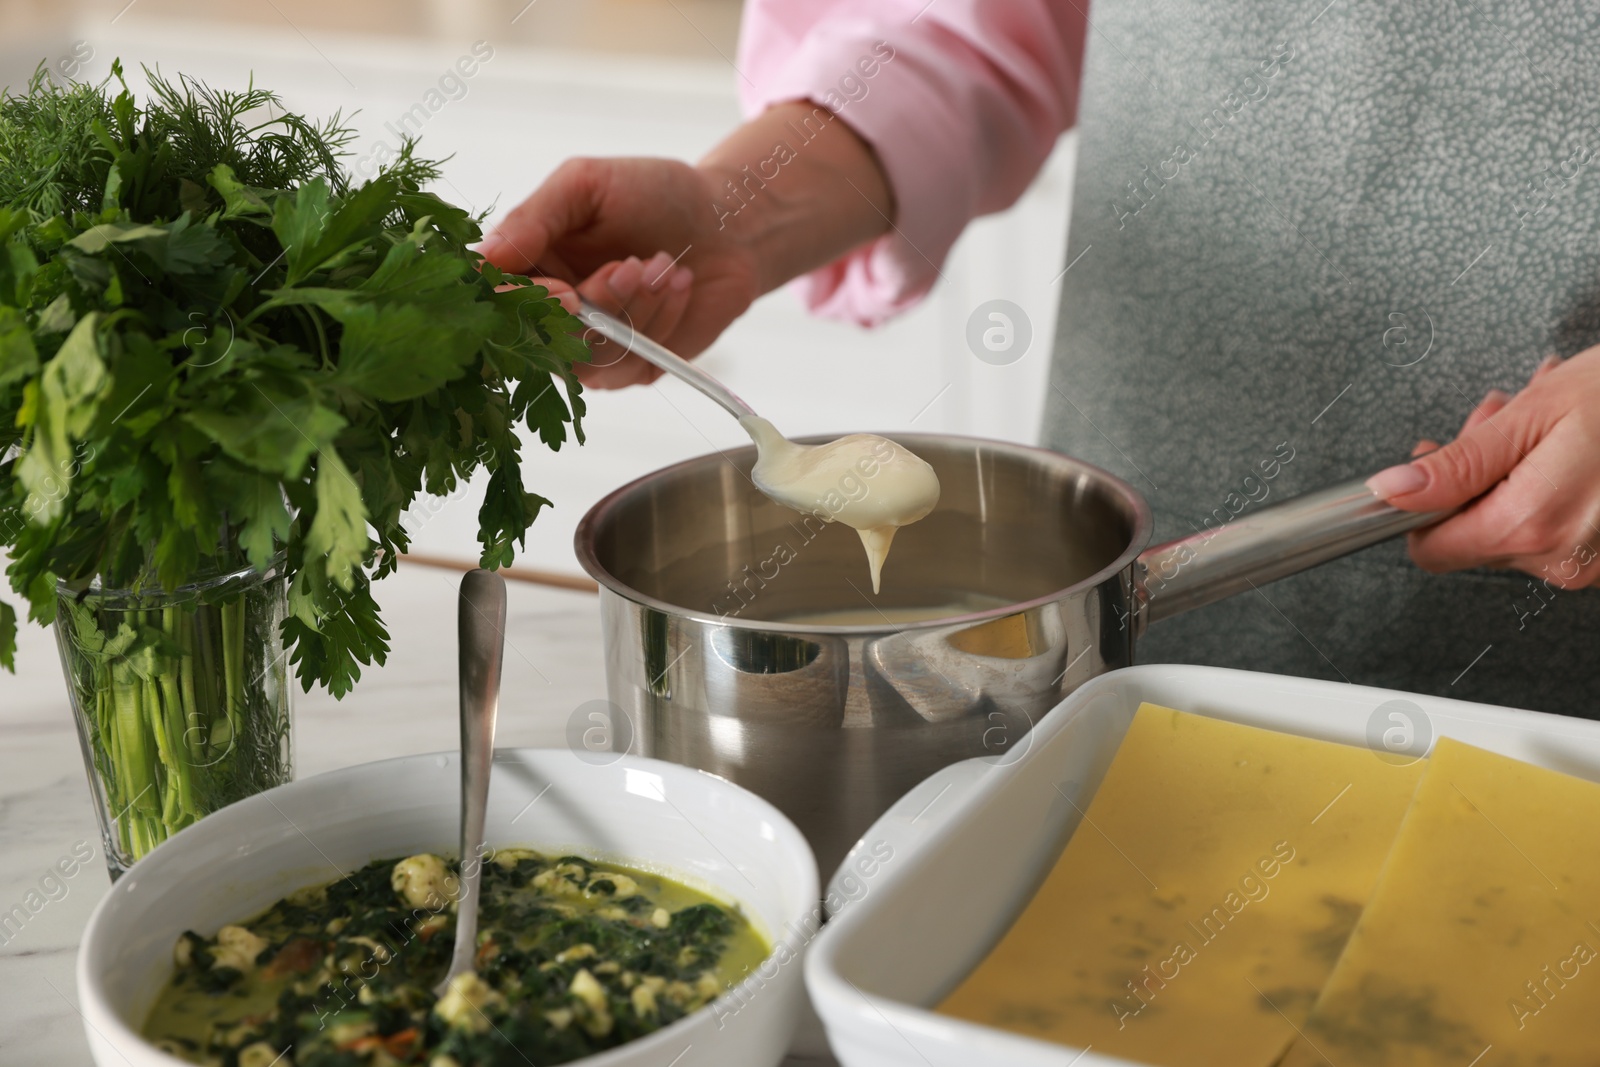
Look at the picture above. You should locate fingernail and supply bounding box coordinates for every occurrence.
[1537,354,1562,375]
[608,256,643,301]
[669,266,693,291]
[1366,463,1429,500]
[644,251,674,287]
[1483,387,1511,406]
[554,289,579,313]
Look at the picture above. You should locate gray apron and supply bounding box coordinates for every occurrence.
[1044,0,1600,716]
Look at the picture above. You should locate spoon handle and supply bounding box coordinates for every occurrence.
[440,569,508,994]
[575,297,757,420]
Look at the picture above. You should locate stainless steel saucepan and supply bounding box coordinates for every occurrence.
[575,435,1442,877]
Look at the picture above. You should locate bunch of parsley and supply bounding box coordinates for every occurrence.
[0,63,588,695]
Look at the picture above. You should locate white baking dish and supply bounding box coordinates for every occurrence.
[805,664,1600,1067]
[78,749,818,1067]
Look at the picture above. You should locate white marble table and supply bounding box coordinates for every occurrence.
[0,559,845,1064]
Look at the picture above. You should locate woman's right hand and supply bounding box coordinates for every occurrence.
[477,156,762,388]
[481,101,894,389]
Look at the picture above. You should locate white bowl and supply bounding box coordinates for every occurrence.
[77,749,819,1067]
[805,664,1600,1067]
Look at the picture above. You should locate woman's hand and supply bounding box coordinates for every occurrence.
[477,101,894,389]
[477,156,762,388]
[1367,349,1600,588]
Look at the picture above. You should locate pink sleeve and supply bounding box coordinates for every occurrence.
[735,0,1086,326]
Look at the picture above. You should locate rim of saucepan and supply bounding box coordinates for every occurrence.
[76,748,819,1067]
[573,432,1154,634]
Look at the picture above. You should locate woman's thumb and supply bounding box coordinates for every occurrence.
[1367,420,1524,511]
[477,159,602,273]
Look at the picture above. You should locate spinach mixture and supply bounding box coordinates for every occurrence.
[143,851,769,1066]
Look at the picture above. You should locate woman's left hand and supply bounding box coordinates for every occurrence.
[1366,348,1600,589]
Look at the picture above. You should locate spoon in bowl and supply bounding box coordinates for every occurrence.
[574,298,940,592]
[434,568,508,998]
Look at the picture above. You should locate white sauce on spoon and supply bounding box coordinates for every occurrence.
[741,416,941,593]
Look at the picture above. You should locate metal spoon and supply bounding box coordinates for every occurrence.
[434,568,508,997]
[572,298,829,510]
[575,297,756,420]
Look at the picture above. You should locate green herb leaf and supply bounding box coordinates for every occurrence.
[184,373,345,478]
[16,313,105,521]
[227,471,292,571]
[45,312,106,437]
[329,301,495,402]
[0,305,38,386]
[68,221,170,253]
[0,600,15,672]
[292,175,396,279]
[306,450,367,591]
[271,181,331,284]
[206,164,270,219]
[283,574,389,696]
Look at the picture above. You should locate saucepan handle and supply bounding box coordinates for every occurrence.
[1133,477,1454,633]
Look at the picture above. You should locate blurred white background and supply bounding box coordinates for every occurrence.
[0,0,1075,577]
